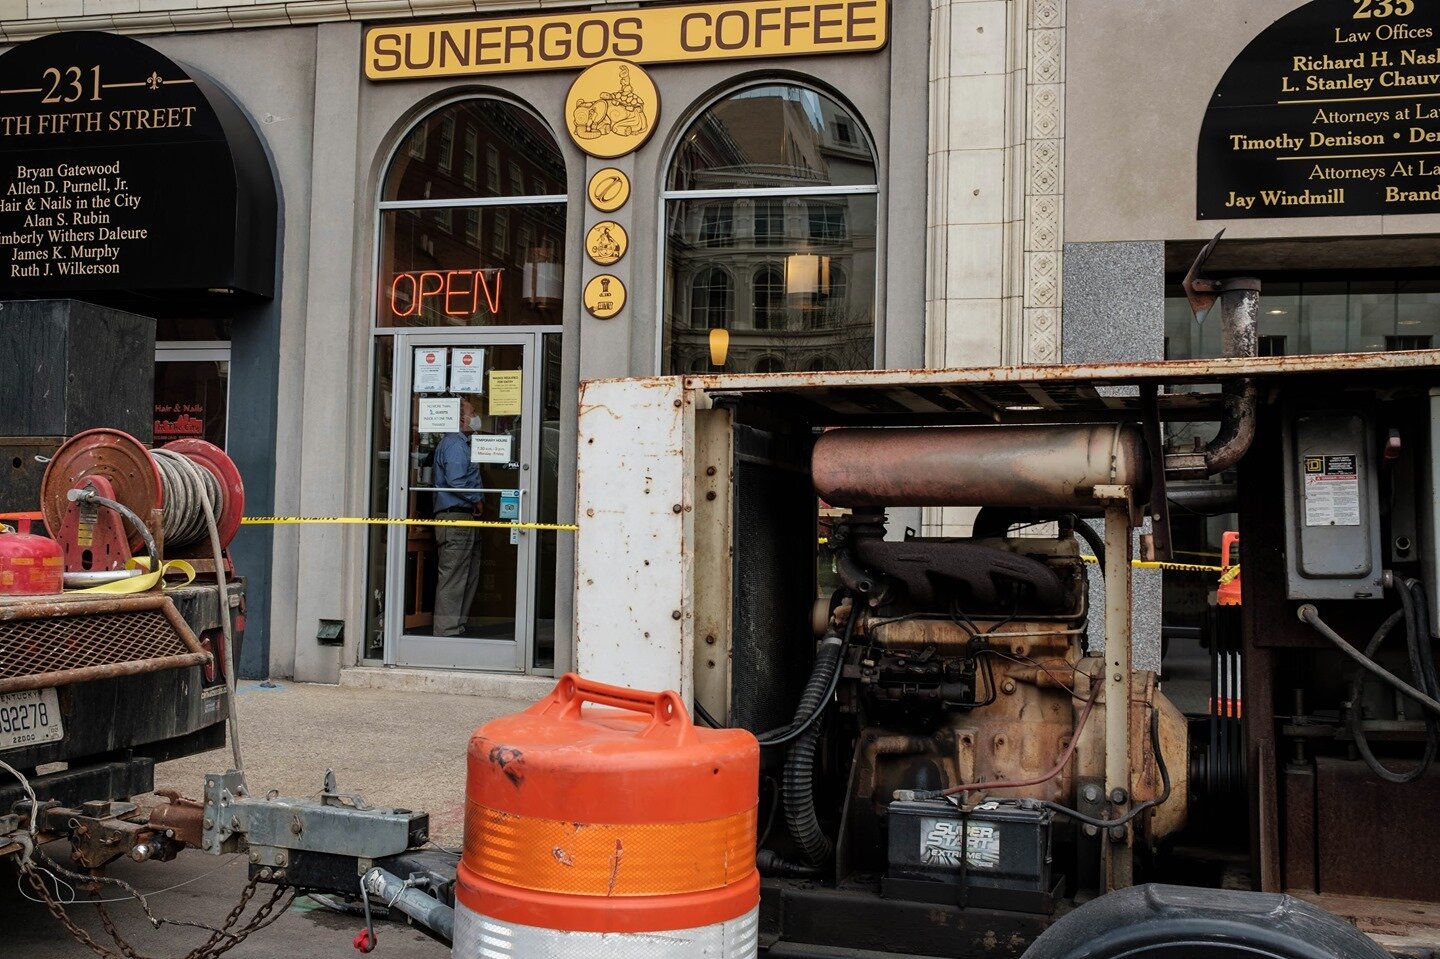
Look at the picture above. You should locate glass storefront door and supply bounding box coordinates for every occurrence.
[382,331,541,671]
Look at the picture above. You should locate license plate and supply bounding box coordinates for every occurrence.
[0,688,63,752]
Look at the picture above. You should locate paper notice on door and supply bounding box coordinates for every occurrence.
[413,348,448,393]
[488,370,522,416]
[451,348,485,393]
[471,434,513,464]
[1303,454,1361,527]
[417,397,460,434]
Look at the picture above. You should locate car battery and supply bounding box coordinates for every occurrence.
[882,799,1059,913]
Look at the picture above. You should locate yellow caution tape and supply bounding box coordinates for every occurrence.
[1218,564,1241,586]
[240,516,579,532]
[1080,554,1223,573]
[70,558,197,594]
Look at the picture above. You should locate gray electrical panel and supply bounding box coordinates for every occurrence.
[1422,389,1440,636]
[1281,407,1384,601]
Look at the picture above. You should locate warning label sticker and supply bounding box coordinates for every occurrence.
[1303,453,1360,527]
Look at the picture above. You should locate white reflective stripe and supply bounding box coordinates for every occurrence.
[452,904,759,959]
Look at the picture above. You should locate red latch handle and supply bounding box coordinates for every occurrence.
[353,929,374,953]
[1221,530,1239,568]
[531,673,697,745]
[0,511,43,535]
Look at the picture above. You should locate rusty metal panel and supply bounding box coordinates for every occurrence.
[691,407,733,723]
[685,350,1440,394]
[0,594,207,693]
[574,378,695,702]
[1315,757,1440,902]
[1283,764,1317,893]
[666,352,1440,429]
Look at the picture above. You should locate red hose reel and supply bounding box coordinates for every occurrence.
[38,428,245,574]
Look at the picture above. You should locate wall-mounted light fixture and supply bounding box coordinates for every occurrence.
[709,327,730,367]
[785,253,831,300]
[523,243,563,311]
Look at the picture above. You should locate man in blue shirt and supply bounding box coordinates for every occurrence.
[432,395,485,637]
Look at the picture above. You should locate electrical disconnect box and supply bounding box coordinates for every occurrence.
[1422,388,1440,637]
[1281,407,1384,601]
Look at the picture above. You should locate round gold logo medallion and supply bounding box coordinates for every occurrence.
[585,221,629,266]
[567,60,659,159]
[583,274,627,319]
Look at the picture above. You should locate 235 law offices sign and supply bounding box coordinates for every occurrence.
[1198,0,1440,219]
[0,32,275,297]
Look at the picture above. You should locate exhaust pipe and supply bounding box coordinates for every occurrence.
[1168,231,1261,479]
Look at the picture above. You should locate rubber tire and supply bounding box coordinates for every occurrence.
[1022,884,1391,959]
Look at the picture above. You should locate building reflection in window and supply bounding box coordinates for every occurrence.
[1164,280,1440,359]
[662,83,878,374]
[378,99,566,329]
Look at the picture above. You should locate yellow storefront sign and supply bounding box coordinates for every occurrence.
[364,0,888,81]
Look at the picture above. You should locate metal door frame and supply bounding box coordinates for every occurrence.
[384,329,542,672]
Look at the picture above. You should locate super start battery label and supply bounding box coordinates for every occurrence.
[1303,454,1360,528]
[919,818,1000,870]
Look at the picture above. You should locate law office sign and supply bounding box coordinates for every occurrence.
[364,0,887,81]
[0,32,276,296]
[1198,0,1440,219]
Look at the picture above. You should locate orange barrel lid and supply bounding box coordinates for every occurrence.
[460,674,759,933]
[467,672,757,824]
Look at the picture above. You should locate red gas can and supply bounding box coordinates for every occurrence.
[0,513,65,595]
[456,674,759,959]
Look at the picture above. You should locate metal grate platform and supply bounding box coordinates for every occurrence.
[0,594,209,693]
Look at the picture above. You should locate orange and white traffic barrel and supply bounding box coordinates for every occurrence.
[455,673,759,959]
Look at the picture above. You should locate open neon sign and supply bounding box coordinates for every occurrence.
[390,269,503,318]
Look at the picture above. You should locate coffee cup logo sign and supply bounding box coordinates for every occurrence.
[567,61,659,159]
[584,273,627,318]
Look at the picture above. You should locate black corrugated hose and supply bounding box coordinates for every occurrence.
[781,629,846,867]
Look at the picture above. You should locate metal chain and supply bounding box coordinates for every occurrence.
[17,855,295,959]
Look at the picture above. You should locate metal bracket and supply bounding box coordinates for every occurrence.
[1182,230,1262,325]
[200,769,427,865]
[1138,384,1172,562]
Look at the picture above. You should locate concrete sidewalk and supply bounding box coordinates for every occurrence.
[151,678,538,845]
[9,680,540,958]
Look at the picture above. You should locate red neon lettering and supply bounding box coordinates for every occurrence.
[388,269,504,318]
[444,270,474,316]
[389,273,418,316]
[477,270,502,314]
[417,271,445,314]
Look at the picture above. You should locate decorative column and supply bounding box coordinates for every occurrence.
[924,0,1066,533]
[1022,0,1065,364]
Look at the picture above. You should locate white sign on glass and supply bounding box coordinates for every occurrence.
[417,397,460,434]
[451,348,485,393]
[413,348,448,393]
[470,434,513,464]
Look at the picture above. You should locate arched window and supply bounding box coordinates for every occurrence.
[378,99,566,327]
[661,83,878,373]
[753,265,785,330]
[690,268,733,329]
[754,356,784,373]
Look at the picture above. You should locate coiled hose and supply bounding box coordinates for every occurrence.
[150,448,224,552]
[782,631,845,868]
[1346,578,1438,783]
